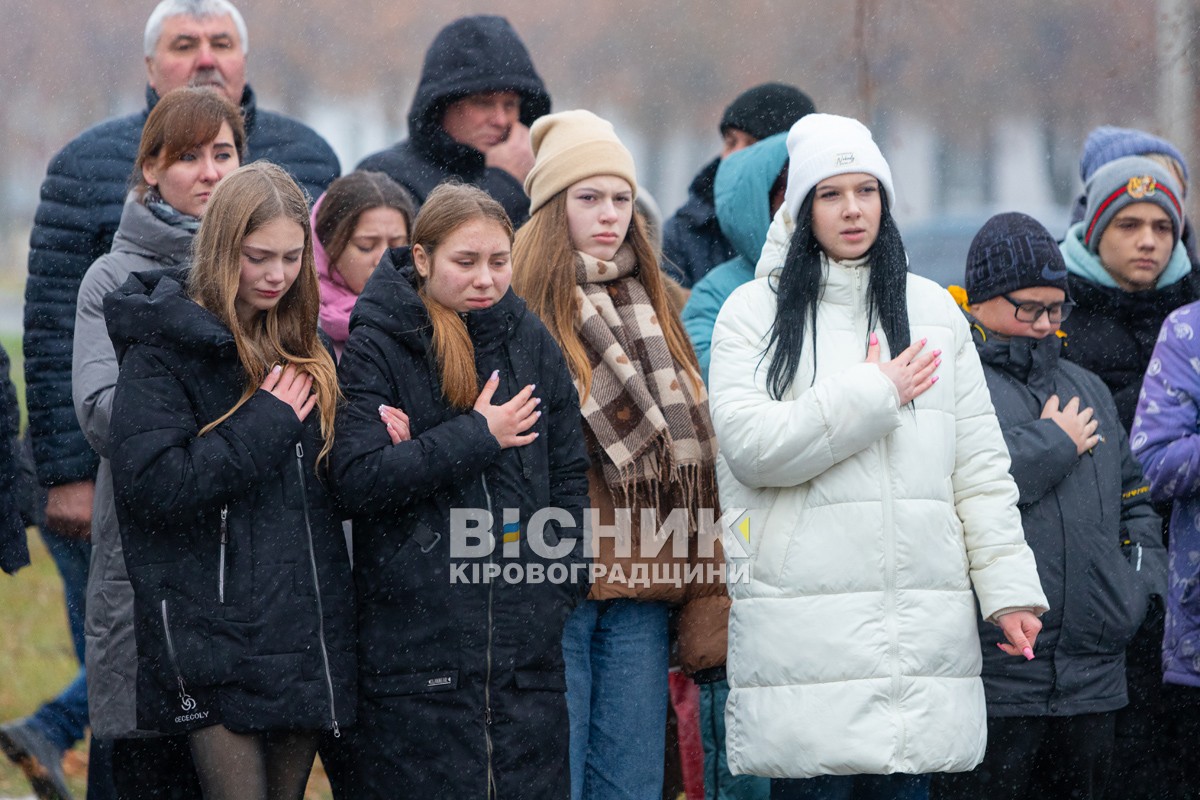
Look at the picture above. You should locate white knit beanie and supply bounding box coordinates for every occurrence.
[783,113,895,222]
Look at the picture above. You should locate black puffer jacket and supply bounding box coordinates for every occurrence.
[356,15,550,226]
[1061,274,1197,432]
[105,268,355,737]
[973,324,1165,717]
[0,342,28,575]
[662,157,737,288]
[330,249,588,798]
[24,85,339,488]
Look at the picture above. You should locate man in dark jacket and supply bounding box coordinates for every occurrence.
[356,15,550,226]
[12,1,339,797]
[932,213,1165,800]
[661,83,814,287]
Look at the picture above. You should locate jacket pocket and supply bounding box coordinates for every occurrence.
[363,521,445,602]
[361,670,460,698]
[1081,550,1148,654]
[513,670,567,692]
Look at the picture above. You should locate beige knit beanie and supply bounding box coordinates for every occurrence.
[524,110,638,215]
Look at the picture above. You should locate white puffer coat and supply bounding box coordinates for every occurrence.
[708,209,1048,779]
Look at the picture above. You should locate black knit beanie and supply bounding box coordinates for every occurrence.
[719,83,816,141]
[965,213,1069,304]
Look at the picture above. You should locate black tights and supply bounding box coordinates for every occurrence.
[188,725,318,800]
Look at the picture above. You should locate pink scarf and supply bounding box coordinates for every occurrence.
[312,193,359,360]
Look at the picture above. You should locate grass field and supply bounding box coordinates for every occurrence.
[0,332,332,799]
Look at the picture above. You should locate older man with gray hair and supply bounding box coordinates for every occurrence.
[8,2,338,798]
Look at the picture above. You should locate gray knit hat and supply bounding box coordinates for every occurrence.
[1083,155,1184,253]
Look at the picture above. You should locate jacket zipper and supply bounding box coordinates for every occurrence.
[481,473,497,799]
[295,442,341,738]
[218,506,228,604]
[855,262,908,754]
[161,600,195,711]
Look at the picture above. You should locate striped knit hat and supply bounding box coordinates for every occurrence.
[1083,155,1183,253]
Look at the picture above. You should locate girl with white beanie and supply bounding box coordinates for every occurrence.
[512,110,727,799]
[707,114,1048,799]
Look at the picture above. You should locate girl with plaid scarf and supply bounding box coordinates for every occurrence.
[513,110,726,800]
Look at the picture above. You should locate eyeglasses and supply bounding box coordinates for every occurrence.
[1001,294,1074,324]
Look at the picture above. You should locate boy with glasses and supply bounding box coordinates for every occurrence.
[933,213,1165,800]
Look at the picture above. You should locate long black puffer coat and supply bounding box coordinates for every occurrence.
[355,15,550,226]
[330,249,589,798]
[104,267,355,737]
[972,324,1165,717]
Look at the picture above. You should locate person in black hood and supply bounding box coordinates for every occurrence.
[661,82,815,287]
[105,163,354,800]
[932,213,1165,800]
[356,15,551,226]
[330,183,589,798]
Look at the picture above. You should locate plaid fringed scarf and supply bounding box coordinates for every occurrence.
[574,244,719,515]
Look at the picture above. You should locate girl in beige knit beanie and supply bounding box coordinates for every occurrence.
[512,109,727,799]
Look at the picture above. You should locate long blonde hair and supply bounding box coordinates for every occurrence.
[512,190,700,401]
[411,183,514,409]
[188,162,340,463]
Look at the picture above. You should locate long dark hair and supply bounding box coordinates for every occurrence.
[764,187,910,400]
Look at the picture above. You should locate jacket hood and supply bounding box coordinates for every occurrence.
[408,16,550,151]
[756,205,793,280]
[715,132,789,265]
[349,246,528,354]
[1061,221,1191,291]
[105,267,234,362]
[111,192,195,267]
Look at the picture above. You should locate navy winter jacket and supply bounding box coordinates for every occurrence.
[105,268,355,737]
[24,85,339,488]
[356,15,550,226]
[330,249,588,798]
[662,157,737,288]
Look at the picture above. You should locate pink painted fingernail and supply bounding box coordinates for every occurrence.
[931,376,940,384]
[870,332,878,345]
[934,349,942,356]
[996,643,1006,651]
[935,359,942,367]
[1023,647,1034,660]
[490,370,499,381]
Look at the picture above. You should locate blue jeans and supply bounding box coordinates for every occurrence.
[562,598,669,800]
[771,774,929,800]
[28,526,90,753]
